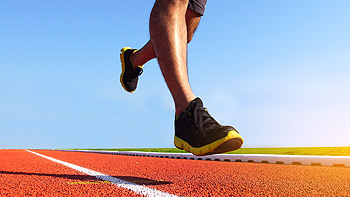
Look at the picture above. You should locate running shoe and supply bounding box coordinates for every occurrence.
[174,97,243,156]
[120,47,143,93]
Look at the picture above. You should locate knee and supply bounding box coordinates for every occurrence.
[167,0,188,5]
[185,9,201,43]
[187,32,194,43]
[155,0,189,9]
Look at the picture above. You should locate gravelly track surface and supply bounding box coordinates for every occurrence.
[1,149,350,196]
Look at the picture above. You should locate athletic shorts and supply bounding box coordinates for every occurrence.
[188,0,207,16]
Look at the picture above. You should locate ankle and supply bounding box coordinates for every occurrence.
[176,106,187,116]
[175,96,196,116]
[130,51,140,68]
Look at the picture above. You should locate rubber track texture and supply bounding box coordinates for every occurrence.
[0,150,142,196]
[27,150,176,197]
[31,150,350,196]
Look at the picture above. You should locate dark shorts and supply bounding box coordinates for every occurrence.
[188,0,207,16]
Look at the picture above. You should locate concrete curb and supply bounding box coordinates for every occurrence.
[60,150,350,168]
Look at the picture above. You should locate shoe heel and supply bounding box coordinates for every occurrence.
[120,47,130,63]
[120,47,131,53]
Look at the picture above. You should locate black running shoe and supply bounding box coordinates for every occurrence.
[120,47,143,93]
[174,98,244,156]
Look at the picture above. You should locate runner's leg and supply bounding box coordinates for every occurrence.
[131,8,201,68]
[149,0,195,115]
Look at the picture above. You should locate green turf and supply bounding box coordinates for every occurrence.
[72,147,350,156]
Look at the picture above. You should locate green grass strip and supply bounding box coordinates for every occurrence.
[71,147,350,156]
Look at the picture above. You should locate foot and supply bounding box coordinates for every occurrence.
[120,47,143,93]
[174,98,244,156]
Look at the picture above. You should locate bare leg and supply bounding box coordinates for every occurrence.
[149,0,196,115]
[131,40,155,68]
[131,8,201,68]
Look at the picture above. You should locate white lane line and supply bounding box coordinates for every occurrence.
[26,150,177,197]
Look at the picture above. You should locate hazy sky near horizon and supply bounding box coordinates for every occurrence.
[1,0,349,149]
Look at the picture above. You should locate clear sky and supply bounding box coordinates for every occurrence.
[1,1,349,149]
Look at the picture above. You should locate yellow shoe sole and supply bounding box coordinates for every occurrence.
[174,130,244,156]
[120,47,134,93]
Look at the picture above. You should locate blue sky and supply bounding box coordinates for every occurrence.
[1,0,349,149]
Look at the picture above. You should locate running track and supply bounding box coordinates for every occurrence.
[1,150,350,196]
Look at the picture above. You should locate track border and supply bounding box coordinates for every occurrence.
[59,150,350,168]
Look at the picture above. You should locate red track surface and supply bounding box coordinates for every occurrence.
[1,149,350,196]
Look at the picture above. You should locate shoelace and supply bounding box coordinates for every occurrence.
[193,103,220,137]
[132,67,143,78]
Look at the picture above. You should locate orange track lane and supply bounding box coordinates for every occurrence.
[2,149,350,196]
[0,150,141,196]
